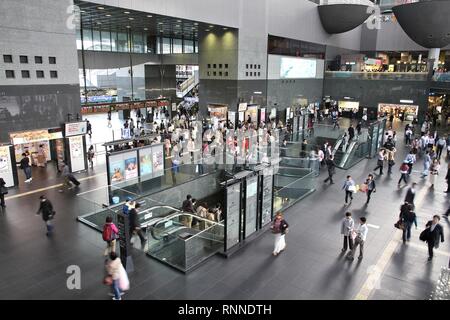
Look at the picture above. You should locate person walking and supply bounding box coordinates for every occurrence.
[444,163,450,193]
[398,161,410,187]
[404,183,417,209]
[270,212,289,256]
[347,217,368,261]
[365,174,376,204]
[86,120,92,139]
[19,153,32,183]
[421,151,431,177]
[373,149,386,175]
[400,204,417,244]
[102,215,119,257]
[0,177,7,209]
[348,125,355,142]
[405,126,413,146]
[356,122,362,137]
[404,150,416,175]
[340,212,354,253]
[436,136,446,159]
[386,147,396,175]
[342,175,356,205]
[429,159,440,188]
[422,215,444,261]
[36,195,55,236]
[87,145,95,169]
[324,155,336,185]
[129,202,147,248]
[105,252,129,300]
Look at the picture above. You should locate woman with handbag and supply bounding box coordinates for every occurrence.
[105,252,129,300]
[36,195,55,236]
[0,177,7,209]
[270,212,289,256]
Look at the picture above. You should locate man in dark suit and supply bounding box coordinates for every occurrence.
[425,215,445,261]
[182,194,195,213]
[323,155,336,185]
[404,183,417,208]
[348,125,355,141]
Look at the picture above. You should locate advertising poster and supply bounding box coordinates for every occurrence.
[260,108,266,123]
[124,156,138,180]
[139,147,153,181]
[152,144,164,177]
[65,121,87,137]
[69,135,85,172]
[0,146,14,187]
[280,57,317,79]
[109,154,126,185]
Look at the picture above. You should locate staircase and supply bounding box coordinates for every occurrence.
[176,70,199,98]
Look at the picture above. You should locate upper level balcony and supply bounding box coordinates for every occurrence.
[325,71,429,81]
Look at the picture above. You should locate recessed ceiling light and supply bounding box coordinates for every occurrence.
[97,22,102,24]
[144,28,148,31]
[174,32,178,34]
[209,25,214,28]
[160,30,163,33]
[223,27,228,30]
[205,29,210,32]
[192,27,196,30]
[176,25,180,28]
[124,11,130,14]
[147,15,152,18]
[126,26,131,28]
[97,6,104,10]
[80,10,85,13]
[105,14,111,17]
[128,17,134,20]
[194,23,198,25]
[158,22,163,25]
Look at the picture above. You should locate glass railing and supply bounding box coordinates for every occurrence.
[273,167,316,212]
[325,71,428,81]
[432,72,450,82]
[146,212,224,272]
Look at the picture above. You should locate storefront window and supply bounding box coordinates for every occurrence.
[132,33,144,53]
[101,30,111,51]
[162,37,171,54]
[184,40,194,53]
[173,38,182,54]
[117,32,128,52]
[92,29,101,51]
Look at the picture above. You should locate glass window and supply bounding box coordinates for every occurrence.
[35,56,43,64]
[83,28,93,50]
[173,38,182,53]
[184,40,194,53]
[76,29,83,50]
[194,41,198,53]
[21,70,30,78]
[101,30,111,51]
[92,29,101,51]
[111,32,117,52]
[36,70,44,78]
[225,64,228,69]
[162,38,171,54]
[5,70,15,78]
[225,71,228,76]
[49,57,56,64]
[117,32,128,52]
[20,56,28,63]
[3,55,12,63]
[132,33,144,53]
[50,71,58,78]
[156,37,161,54]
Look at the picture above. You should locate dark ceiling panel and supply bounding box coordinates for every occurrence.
[392,1,450,49]
[318,4,371,34]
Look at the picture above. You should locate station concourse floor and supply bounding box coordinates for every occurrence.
[0,122,449,300]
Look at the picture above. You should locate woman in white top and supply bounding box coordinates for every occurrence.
[429,159,440,188]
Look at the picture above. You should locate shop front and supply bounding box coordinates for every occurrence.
[0,144,18,187]
[244,104,259,124]
[378,103,418,121]
[207,103,228,128]
[9,128,65,172]
[338,100,360,118]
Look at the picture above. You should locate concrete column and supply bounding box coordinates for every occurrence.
[428,48,440,70]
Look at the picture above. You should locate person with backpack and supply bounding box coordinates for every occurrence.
[398,161,410,187]
[122,197,135,215]
[270,212,289,256]
[420,215,445,261]
[340,212,354,253]
[103,215,119,257]
[36,195,55,236]
[399,204,417,244]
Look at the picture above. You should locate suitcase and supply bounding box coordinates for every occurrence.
[68,175,80,186]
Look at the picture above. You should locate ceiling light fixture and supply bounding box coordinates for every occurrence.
[223,27,228,30]
[209,25,214,28]
[158,22,163,24]
[194,23,198,25]
[126,26,131,28]
[124,11,130,14]
[147,15,152,18]
[144,28,148,31]
[205,29,210,32]
[105,14,111,17]
[128,17,134,20]
[177,20,182,22]
[97,6,104,10]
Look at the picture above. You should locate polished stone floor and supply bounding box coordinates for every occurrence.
[0,120,449,300]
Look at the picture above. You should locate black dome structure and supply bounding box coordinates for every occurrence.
[318,4,372,34]
[392,1,450,48]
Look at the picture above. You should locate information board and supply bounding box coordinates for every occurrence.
[108,150,138,185]
[245,175,258,238]
[138,146,153,181]
[0,146,14,187]
[151,144,164,178]
[261,171,274,227]
[68,135,85,172]
[65,121,87,137]
[225,182,241,251]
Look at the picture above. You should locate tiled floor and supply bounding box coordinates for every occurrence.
[0,120,449,300]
